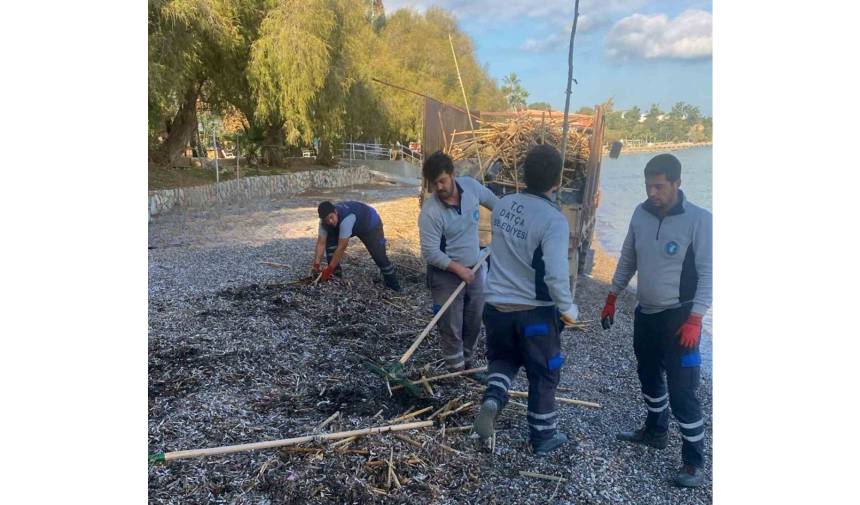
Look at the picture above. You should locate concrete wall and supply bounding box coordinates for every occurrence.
[148,166,371,217]
[349,159,421,181]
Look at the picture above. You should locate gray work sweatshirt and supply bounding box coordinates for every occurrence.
[484,190,574,313]
[611,190,712,315]
[419,176,499,270]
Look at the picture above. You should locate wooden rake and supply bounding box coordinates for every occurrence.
[367,249,491,396]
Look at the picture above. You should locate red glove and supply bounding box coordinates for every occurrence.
[320,265,334,281]
[677,313,703,348]
[601,293,617,330]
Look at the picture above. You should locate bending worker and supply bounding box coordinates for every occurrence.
[312,200,400,291]
[419,151,498,378]
[473,145,579,457]
[601,153,712,488]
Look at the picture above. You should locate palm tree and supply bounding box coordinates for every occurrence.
[501,73,529,111]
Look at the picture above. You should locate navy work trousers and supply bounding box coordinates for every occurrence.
[482,304,565,443]
[325,223,395,277]
[634,305,705,467]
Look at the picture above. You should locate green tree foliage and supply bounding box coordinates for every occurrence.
[148,2,515,166]
[368,7,507,142]
[603,102,711,145]
[527,101,552,110]
[148,0,242,164]
[501,73,529,110]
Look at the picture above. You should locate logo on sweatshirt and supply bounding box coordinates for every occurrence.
[472,208,480,222]
[665,241,679,255]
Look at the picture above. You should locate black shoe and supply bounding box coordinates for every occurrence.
[532,432,570,457]
[469,371,489,384]
[673,465,705,488]
[473,399,499,440]
[383,273,400,291]
[616,426,669,449]
[464,362,488,384]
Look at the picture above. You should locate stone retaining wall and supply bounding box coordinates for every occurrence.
[148,166,371,217]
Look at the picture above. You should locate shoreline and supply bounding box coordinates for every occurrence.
[605,141,712,155]
[149,184,712,502]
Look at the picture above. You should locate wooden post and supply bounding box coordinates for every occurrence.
[213,130,219,183]
[557,0,581,202]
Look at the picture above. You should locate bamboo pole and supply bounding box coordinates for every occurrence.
[260,261,291,269]
[507,390,600,408]
[519,471,568,483]
[150,421,434,462]
[390,406,433,423]
[448,33,483,181]
[390,367,488,391]
[397,249,490,365]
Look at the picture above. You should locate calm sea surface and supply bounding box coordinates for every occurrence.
[595,146,713,372]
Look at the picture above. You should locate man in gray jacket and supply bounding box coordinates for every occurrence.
[472,144,579,457]
[601,153,712,487]
[419,151,498,378]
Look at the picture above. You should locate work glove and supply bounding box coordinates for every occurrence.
[677,313,703,348]
[559,304,579,328]
[600,293,617,330]
[311,261,322,275]
[320,265,335,282]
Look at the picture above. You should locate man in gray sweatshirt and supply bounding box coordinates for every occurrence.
[419,151,498,378]
[472,144,579,457]
[600,153,712,488]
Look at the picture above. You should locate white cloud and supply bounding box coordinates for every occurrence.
[605,9,712,61]
[383,0,645,27]
[521,32,568,53]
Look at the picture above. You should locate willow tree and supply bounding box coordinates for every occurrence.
[148,0,240,165]
[245,0,372,164]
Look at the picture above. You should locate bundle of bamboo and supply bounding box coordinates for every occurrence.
[446,112,593,193]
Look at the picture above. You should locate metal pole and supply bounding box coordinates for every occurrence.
[213,130,219,184]
[557,0,580,203]
[236,133,240,181]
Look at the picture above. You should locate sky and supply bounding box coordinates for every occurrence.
[383,0,713,116]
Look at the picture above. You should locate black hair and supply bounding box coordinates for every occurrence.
[523,144,563,192]
[317,201,336,219]
[422,150,454,182]
[644,153,682,182]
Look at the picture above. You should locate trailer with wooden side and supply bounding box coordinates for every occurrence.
[421,101,607,299]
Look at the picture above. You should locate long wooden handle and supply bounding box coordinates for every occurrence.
[398,249,491,365]
[155,420,433,462]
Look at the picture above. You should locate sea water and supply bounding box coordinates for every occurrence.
[595,146,713,372]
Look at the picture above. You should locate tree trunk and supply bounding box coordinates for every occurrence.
[317,137,334,165]
[158,83,201,167]
[262,124,285,167]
